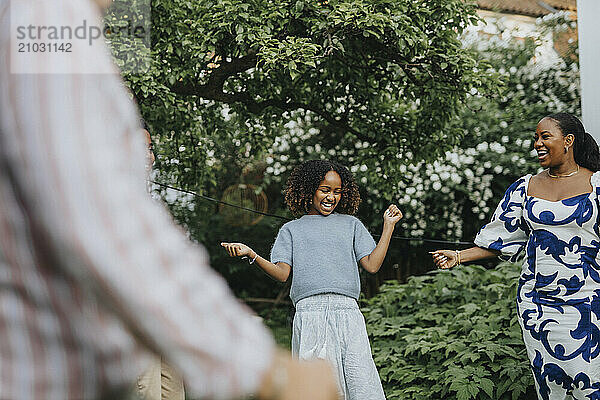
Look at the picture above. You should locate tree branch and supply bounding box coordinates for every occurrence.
[171,51,257,97]
[170,52,371,141]
[253,98,370,141]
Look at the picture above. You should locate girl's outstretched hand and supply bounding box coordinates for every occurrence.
[430,250,458,269]
[220,242,254,258]
[383,204,403,225]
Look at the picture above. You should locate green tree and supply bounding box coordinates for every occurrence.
[113,2,591,302]
[125,0,497,193]
[107,0,503,298]
[256,14,579,239]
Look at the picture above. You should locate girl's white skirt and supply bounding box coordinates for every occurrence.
[292,293,386,400]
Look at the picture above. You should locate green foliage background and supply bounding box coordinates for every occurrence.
[124,0,498,194]
[103,4,581,399]
[363,263,536,400]
[122,0,497,299]
[138,13,580,300]
[263,13,580,239]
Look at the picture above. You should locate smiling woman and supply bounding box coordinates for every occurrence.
[431,113,600,399]
[529,113,600,201]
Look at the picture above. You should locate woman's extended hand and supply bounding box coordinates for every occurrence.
[220,242,254,258]
[383,204,403,226]
[430,250,458,269]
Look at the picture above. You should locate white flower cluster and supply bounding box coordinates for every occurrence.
[258,14,580,243]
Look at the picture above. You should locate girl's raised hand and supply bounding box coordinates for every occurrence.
[220,242,253,258]
[429,250,457,269]
[383,204,403,225]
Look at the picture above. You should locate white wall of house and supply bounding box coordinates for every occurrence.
[476,10,538,37]
[466,10,561,67]
[577,0,600,141]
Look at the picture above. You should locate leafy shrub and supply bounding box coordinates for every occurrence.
[362,263,536,400]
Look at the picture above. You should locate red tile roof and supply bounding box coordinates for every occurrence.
[477,0,576,17]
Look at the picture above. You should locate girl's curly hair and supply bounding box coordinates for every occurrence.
[284,160,361,216]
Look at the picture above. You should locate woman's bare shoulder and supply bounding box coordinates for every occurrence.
[527,170,552,196]
[529,170,548,185]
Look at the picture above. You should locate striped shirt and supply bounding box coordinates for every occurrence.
[0,1,274,399]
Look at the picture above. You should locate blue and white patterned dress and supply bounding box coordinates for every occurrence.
[475,172,600,400]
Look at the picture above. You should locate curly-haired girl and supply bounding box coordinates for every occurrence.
[222,159,402,400]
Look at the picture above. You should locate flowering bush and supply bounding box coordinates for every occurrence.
[263,14,580,241]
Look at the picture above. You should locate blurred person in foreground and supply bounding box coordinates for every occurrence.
[0,0,338,399]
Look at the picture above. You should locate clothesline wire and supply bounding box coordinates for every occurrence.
[152,181,290,220]
[150,180,475,247]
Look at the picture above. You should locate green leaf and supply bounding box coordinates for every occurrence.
[480,378,494,397]
[456,385,473,400]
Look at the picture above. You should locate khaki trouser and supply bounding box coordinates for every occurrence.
[137,357,185,400]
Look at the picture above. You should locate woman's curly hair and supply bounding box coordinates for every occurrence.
[284,160,361,216]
